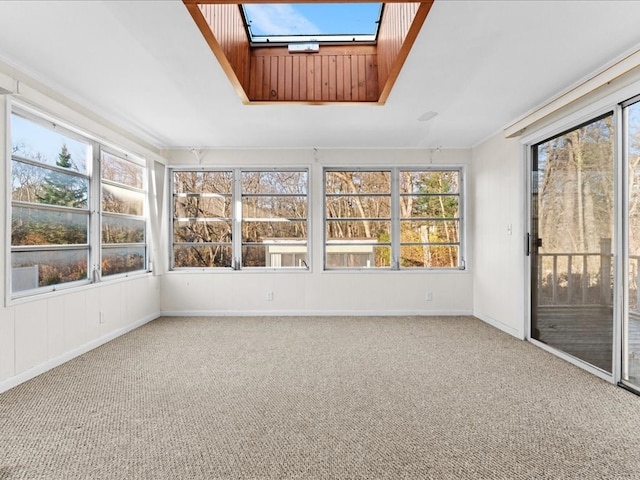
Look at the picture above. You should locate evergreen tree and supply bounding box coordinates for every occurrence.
[38,144,87,208]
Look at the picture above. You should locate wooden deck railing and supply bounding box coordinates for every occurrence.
[537,240,640,314]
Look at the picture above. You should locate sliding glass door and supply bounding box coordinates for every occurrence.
[623,98,640,389]
[531,113,615,373]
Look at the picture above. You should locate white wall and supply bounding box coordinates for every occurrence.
[471,133,526,338]
[470,65,640,342]
[161,148,474,316]
[0,78,163,393]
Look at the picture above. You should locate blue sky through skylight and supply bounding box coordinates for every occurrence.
[243,3,383,37]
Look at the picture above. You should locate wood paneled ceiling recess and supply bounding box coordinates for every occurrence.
[184,1,433,105]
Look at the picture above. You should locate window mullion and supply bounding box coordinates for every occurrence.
[391,168,400,270]
[233,168,242,270]
[91,143,102,282]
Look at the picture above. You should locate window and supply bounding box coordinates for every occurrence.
[324,168,463,270]
[9,107,148,297]
[11,113,91,292]
[173,170,233,268]
[325,170,391,268]
[242,171,308,268]
[241,3,383,44]
[399,170,461,268]
[100,150,147,276]
[171,169,308,270]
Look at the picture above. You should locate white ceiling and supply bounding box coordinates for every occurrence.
[0,1,639,150]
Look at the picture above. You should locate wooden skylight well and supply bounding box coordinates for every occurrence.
[184,1,433,104]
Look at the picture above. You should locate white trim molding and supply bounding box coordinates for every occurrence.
[504,45,640,138]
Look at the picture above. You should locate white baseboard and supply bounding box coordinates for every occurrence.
[0,312,160,394]
[161,309,474,317]
[474,312,524,339]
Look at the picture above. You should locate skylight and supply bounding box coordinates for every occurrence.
[184,1,433,104]
[242,3,383,44]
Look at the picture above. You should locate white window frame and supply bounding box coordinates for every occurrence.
[170,167,310,271]
[99,146,149,280]
[7,102,149,301]
[323,166,465,271]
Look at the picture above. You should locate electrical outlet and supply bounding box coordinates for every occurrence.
[425,292,433,301]
[267,292,274,301]
[99,312,105,324]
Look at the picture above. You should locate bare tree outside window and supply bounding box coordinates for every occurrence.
[171,169,308,269]
[324,168,462,269]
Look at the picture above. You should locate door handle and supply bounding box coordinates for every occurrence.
[526,235,542,256]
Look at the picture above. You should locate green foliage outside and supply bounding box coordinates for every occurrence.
[404,171,459,267]
[11,142,145,289]
[37,144,87,208]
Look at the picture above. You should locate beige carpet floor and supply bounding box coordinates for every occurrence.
[1,315,640,479]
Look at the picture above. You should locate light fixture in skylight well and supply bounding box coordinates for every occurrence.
[242,3,383,44]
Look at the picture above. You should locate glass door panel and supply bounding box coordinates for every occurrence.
[624,100,640,387]
[531,113,614,373]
